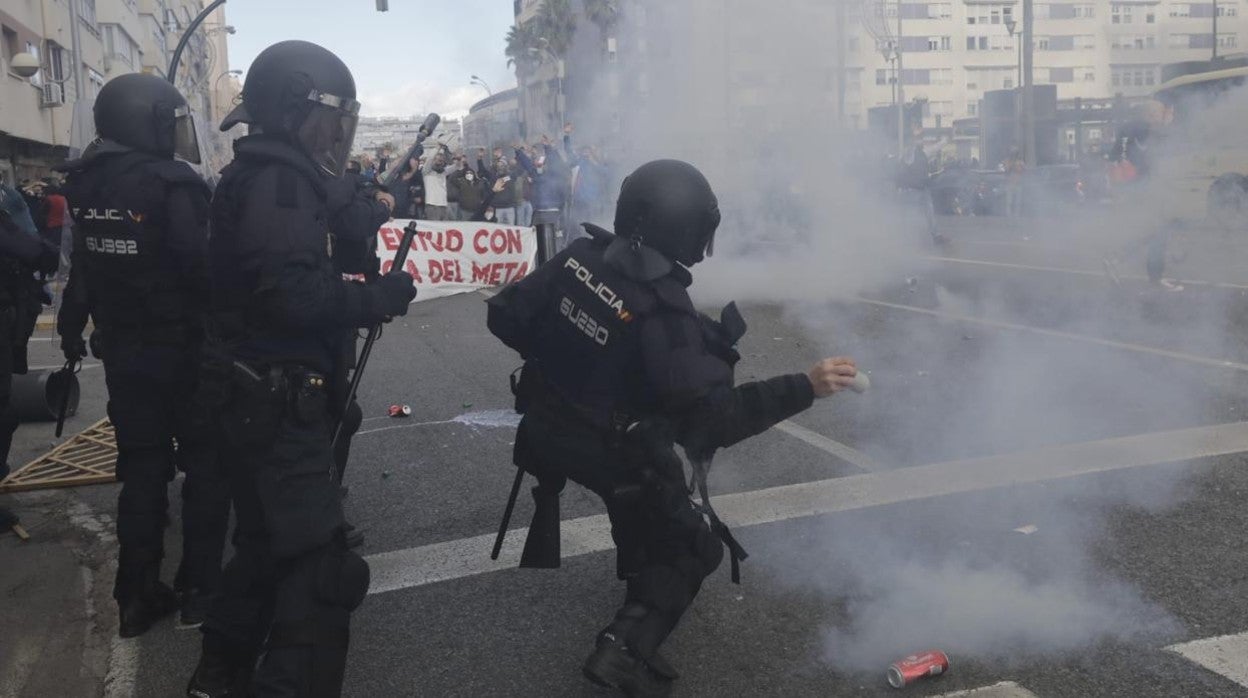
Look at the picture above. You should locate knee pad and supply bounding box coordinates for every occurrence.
[315,545,370,611]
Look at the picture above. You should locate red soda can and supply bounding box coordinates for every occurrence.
[388,404,412,418]
[887,650,950,689]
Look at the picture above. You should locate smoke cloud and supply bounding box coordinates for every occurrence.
[569,0,1246,677]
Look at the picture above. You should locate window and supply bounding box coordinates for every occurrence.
[980,36,988,50]
[1049,67,1074,83]
[46,42,65,83]
[1170,4,1190,18]
[103,25,137,69]
[88,68,105,99]
[1111,4,1132,23]
[1220,33,1239,49]
[1038,36,1051,50]
[1084,68,1095,82]
[876,68,889,85]
[1075,4,1095,18]
[1004,77,1014,89]
[1076,35,1096,49]
[79,0,98,29]
[967,36,976,49]
[991,8,1001,23]
[1145,10,1155,22]
[967,102,978,116]
[1,25,18,65]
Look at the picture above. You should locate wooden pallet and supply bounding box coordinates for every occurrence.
[0,419,117,493]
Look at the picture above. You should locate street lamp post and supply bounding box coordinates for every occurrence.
[895,0,905,157]
[1005,18,1020,88]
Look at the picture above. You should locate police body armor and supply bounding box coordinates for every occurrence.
[491,229,750,578]
[65,152,206,336]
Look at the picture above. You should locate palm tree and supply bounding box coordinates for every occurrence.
[536,0,577,60]
[583,0,620,50]
[505,21,542,74]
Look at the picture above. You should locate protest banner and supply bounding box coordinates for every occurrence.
[377,219,537,303]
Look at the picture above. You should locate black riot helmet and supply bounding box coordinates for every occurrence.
[613,160,721,268]
[94,73,201,163]
[221,40,360,176]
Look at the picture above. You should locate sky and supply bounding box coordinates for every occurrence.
[224,0,517,119]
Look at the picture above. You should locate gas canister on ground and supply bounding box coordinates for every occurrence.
[887,650,949,688]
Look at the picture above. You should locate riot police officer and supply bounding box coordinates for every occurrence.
[57,73,230,636]
[186,41,415,698]
[487,160,858,697]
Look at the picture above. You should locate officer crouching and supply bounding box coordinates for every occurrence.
[185,41,415,698]
[57,73,231,637]
[487,160,860,697]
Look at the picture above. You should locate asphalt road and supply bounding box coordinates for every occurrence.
[6,213,1248,697]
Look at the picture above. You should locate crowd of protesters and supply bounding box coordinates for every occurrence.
[349,122,612,261]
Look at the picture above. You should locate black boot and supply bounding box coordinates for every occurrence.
[118,583,178,638]
[186,631,254,698]
[178,588,214,629]
[117,560,178,638]
[583,605,677,698]
[582,632,675,698]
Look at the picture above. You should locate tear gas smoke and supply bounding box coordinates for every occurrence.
[567,0,1248,676]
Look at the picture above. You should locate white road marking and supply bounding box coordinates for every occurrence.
[857,297,1248,373]
[934,682,1040,698]
[1167,632,1248,688]
[365,420,1248,595]
[774,420,883,472]
[931,255,1248,291]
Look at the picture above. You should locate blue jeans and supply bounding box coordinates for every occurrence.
[495,207,516,225]
[517,201,534,227]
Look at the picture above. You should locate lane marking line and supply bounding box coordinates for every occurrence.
[774,420,883,472]
[930,255,1248,291]
[856,297,1248,373]
[365,420,1248,595]
[934,682,1040,698]
[1167,632,1248,688]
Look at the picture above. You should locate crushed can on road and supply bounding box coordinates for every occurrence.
[887,650,950,689]
[388,404,412,418]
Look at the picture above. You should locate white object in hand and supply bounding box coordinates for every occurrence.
[849,371,870,394]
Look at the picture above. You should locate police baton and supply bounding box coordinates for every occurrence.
[53,358,80,438]
[331,221,419,451]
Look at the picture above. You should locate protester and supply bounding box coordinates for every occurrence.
[478,147,519,224]
[448,159,487,222]
[447,152,464,220]
[422,145,451,221]
[515,128,572,261]
[394,156,426,219]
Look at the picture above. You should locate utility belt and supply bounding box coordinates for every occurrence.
[97,318,198,346]
[212,357,330,449]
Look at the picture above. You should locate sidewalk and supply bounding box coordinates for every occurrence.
[0,489,118,697]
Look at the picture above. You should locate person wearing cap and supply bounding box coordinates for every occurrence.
[186,40,415,698]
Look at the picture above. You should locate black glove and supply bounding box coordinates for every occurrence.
[61,335,87,363]
[372,271,417,318]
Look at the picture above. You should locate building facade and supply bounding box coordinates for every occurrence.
[462,87,522,152]
[0,0,236,182]
[353,116,463,159]
[511,0,1248,153]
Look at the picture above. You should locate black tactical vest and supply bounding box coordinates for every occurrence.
[64,152,206,332]
[528,238,660,430]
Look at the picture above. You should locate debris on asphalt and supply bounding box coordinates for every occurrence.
[461,402,473,409]
[1013,524,1039,535]
[381,471,391,479]
[1160,279,1184,292]
[962,334,974,340]
[887,650,950,689]
[388,404,412,418]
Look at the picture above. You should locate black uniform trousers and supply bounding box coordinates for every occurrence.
[102,334,229,599]
[0,301,19,466]
[517,406,724,660]
[204,366,367,698]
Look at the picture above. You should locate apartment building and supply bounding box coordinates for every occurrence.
[511,0,1247,153]
[854,0,1248,129]
[0,0,236,181]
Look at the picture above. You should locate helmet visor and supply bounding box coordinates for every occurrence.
[172,105,202,164]
[299,90,360,177]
